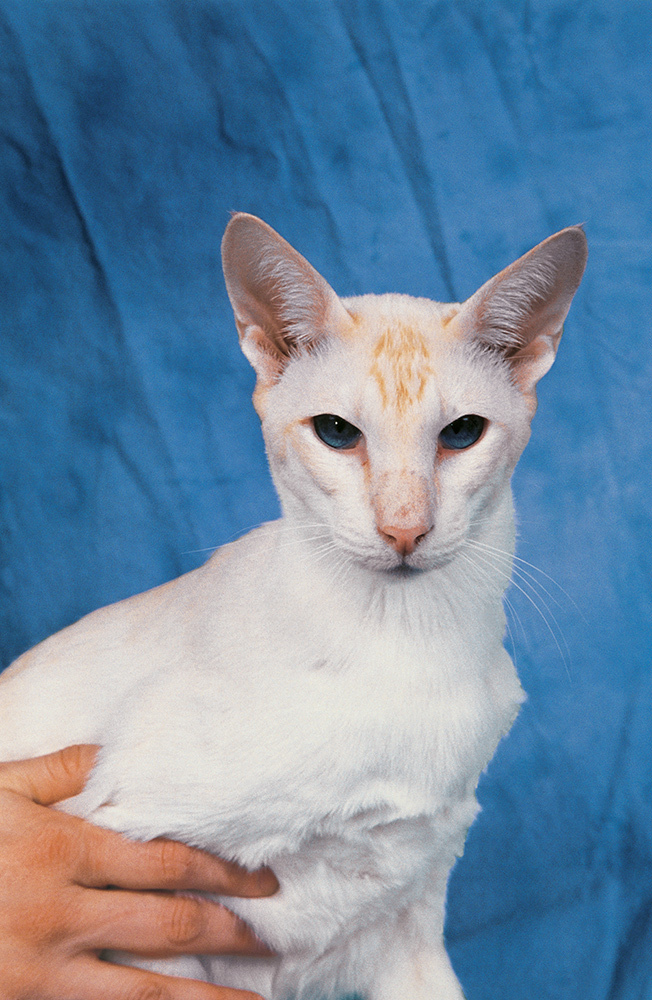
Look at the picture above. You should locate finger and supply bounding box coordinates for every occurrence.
[0,744,99,804]
[79,828,278,897]
[79,889,274,957]
[62,955,266,1000]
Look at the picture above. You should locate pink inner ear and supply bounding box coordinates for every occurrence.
[237,322,287,385]
[508,330,562,393]
[222,213,353,384]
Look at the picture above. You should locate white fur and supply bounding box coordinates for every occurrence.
[0,217,587,999]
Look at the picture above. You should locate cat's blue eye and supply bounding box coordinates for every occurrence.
[313,414,362,450]
[439,414,486,451]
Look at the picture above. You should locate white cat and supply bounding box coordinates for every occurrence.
[0,215,587,999]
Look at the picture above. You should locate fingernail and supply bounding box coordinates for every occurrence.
[255,866,279,894]
[250,932,277,957]
[232,914,277,957]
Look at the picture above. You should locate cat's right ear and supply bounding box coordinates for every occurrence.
[221,214,351,388]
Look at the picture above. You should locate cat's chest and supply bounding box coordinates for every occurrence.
[87,618,520,869]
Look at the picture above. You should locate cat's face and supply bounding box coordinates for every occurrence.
[222,215,587,575]
[260,295,531,572]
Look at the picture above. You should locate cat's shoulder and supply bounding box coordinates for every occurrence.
[201,518,281,576]
[7,518,279,670]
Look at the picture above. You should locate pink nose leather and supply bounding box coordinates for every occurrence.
[378,524,432,557]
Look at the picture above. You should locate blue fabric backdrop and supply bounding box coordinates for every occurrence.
[1,1,651,997]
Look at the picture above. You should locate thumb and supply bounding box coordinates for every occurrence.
[0,745,99,805]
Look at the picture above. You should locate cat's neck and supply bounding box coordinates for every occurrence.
[265,490,514,651]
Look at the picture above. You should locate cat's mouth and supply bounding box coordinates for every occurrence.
[334,533,461,575]
[388,562,424,577]
[387,544,461,575]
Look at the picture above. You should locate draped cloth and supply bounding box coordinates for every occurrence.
[1,3,650,996]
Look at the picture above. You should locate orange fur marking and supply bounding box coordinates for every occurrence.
[369,323,434,415]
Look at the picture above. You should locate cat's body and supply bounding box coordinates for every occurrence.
[0,216,587,999]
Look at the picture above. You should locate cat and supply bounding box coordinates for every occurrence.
[0,214,587,999]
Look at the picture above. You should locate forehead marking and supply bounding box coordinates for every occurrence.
[369,323,434,415]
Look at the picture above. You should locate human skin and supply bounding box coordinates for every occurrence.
[0,744,278,1000]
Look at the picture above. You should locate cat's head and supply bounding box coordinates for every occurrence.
[222,215,587,574]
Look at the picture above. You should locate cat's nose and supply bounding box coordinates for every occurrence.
[378,524,432,557]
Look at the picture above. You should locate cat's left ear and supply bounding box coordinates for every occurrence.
[455,226,588,397]
[221,213,352,388]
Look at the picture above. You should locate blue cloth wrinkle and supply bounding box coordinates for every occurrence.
[334,0,457,300]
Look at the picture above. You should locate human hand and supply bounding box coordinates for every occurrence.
[0,744,277,1000]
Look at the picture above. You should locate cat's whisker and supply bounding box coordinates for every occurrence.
[466,515,500,529]
[502,588,529,650]
[458,546,512,588]
[465,544,572,642]
[287,538,345,572]
[275,521,332,533]
[460,554,523,666]
[273,524,337,552]
[510,579,572,683]
[182,518,281,555]
[186,531,333,557]
[502,597,523,668]
[454,553,520,665]
[274,533,334,552]
[510,565,570,628]
[462,545,572,682]
[465,539,586,623]
[466,540,576,638]
[468,544,559,601]
[332,553,355,589]
[317,542,349,565]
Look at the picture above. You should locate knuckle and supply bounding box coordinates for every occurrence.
[155,838,194,885]
[125,984,171,1000]
[55,743,93,782]
[51,743,80,780]
[32,822,77,871]
[160,895,205,946]
[22,889,80,951]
